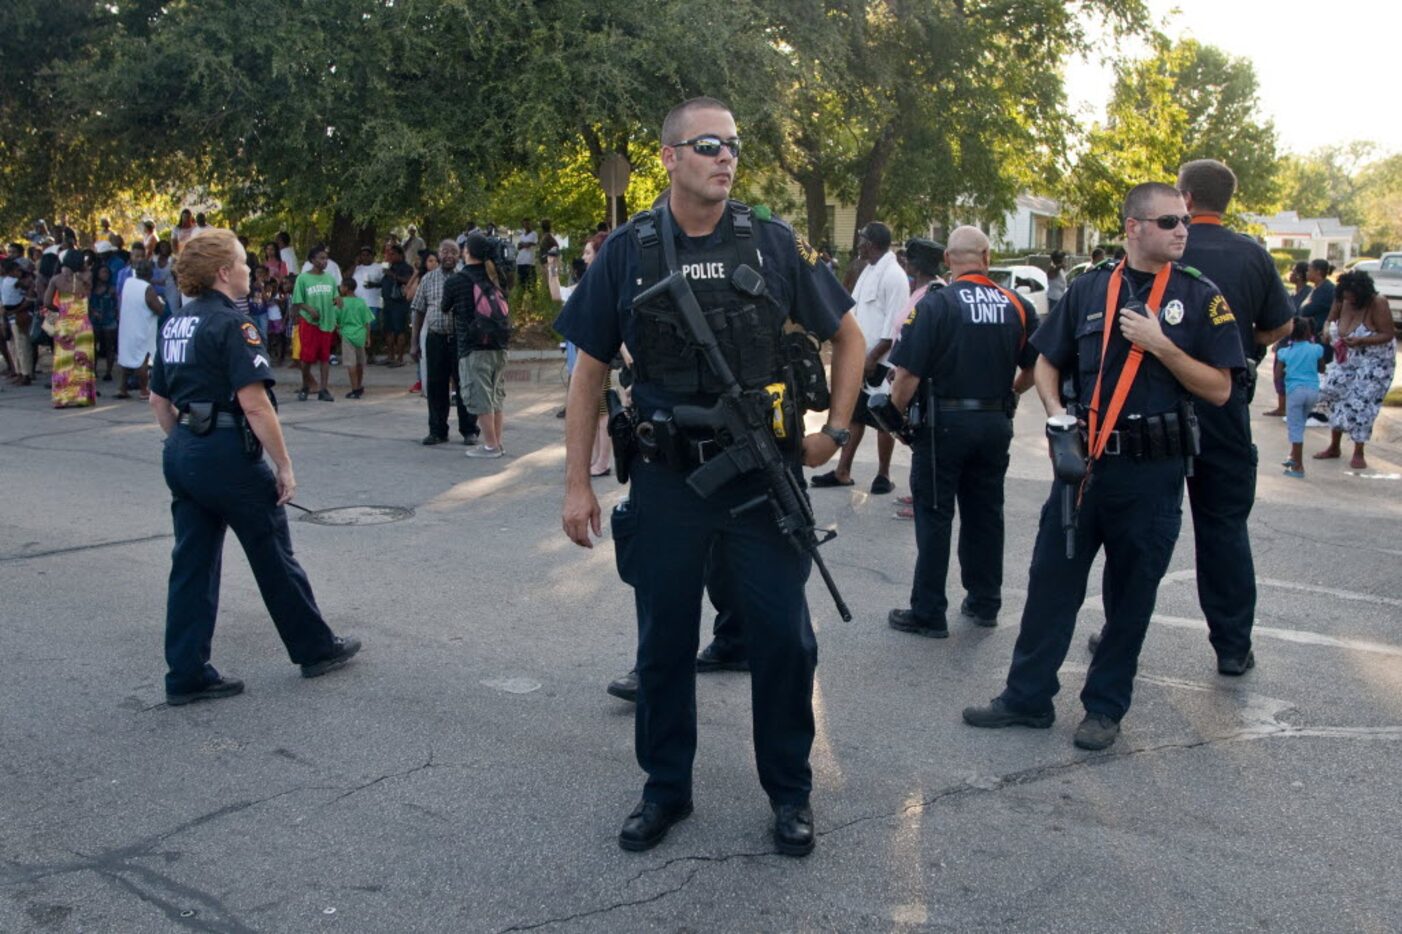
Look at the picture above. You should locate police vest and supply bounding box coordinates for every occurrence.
[629,201,787,395]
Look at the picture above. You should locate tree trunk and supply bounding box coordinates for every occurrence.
[801,174,828,248]
[852,122,898,249]
[326,211,375,270]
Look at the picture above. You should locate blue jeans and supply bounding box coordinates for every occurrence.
[1285,385,1319,443]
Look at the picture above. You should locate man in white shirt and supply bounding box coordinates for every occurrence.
[811,221,911,494]
[276,231,298,274]
[352,246,385,358]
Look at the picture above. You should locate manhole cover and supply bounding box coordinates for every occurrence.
[296,505,414,526]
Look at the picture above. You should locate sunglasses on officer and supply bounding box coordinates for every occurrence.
[669,135,741,159]
[1132,214,1193,231]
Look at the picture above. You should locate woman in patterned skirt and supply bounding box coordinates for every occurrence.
[1315,270,1397,469]
[43,250,96,408]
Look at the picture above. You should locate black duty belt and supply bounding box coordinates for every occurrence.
[1084,410,1195,461]
[177,411,241,429]
[937,397,1006,413]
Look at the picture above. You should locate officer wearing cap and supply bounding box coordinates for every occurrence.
[887,226,1038,637]
[556,96,863,857]
[963,182,1245,751]
[148,228,360,707]
[1172,159,1293,675]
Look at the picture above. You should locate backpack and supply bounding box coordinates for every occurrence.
[467,278,511,349]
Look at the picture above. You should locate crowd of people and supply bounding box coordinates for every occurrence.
[1267,260,1397,472]
[1,214,585,463]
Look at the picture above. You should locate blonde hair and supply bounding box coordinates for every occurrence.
[175,228,243,295]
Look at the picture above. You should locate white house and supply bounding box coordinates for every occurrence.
[1244,211,1359,264]
[984,194,1099,256]
[767,179,1096,257]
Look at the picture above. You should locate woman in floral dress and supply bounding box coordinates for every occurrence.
[1315,270,1397,469]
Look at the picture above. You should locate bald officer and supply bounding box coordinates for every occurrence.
[887,227,1038,637]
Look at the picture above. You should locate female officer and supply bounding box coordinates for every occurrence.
[149,228,360,706]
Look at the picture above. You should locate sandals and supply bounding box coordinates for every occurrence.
[810,470,854,488]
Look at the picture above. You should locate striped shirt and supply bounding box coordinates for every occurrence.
[411,267,452,334]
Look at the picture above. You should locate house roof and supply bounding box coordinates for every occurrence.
[1016,194,1061,215]
[1246,211,1358,240]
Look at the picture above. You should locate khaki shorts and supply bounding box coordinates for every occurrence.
[460,350,507,414]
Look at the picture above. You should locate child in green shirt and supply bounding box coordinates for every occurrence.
[336,278,374,399]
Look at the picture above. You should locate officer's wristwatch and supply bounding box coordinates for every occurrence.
[820,424,851,447]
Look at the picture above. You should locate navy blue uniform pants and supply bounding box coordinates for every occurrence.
[613,459,817,807]
[161,427,336,694]
[1002,456,1184,721]
[705,557,744,654]
[425,331,476,440]
[1186,385,1257,661]
[909,412,1014,623]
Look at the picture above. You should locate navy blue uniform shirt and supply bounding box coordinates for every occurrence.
[553,209,853,413]
[890,274,1040,396]
[1032,263,1246,415]
[150,292,276,410]
[1180,219,1294,356]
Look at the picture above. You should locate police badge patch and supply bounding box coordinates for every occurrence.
[241,322,263,345]
[1162,299,1184,326]
[795,235,820,267]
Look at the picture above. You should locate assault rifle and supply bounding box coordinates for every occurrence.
[630,257,852,622]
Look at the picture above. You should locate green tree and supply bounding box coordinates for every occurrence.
[1354,153,1402,254]
[1064,37,1279,235]
[755,0,1151,248]
[1274,143,1375,224]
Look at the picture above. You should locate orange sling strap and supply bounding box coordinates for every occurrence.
[954,274,1028,349]
[1085,261,1172,462]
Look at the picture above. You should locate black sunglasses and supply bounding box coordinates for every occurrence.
[670,135,741,158]
[1133,214,1193,231]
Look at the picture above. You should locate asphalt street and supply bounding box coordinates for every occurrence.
[2,353,1400,933]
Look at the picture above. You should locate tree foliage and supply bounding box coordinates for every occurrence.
[756,0,1150,248]
[1063,37,1279,235]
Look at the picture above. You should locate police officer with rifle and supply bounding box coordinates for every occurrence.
[557,98,863,857]
[961,183,1244,752]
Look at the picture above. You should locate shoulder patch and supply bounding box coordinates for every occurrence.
[1207,294,1235,326]
[241,322,263,345]
[795,234,820,267]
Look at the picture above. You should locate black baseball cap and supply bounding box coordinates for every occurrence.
[858,222,892,250]
[904,238,944,276]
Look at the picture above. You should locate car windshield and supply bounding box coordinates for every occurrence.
[1381,256,1402,271]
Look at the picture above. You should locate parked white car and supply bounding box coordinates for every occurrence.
[987,265,1050,317]
[1368,253,1402,328]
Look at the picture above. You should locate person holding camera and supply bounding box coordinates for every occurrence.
[148,228,360,707]
[961,183,1244,751]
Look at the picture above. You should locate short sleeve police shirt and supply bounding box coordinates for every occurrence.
[151,292,276,409]
[1181,220,1294,355]
[890,276,1040,398]
[553,207,853,411]
[1032,263,1245,416]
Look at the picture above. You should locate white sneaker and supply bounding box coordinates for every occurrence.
[465,444,504,459]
